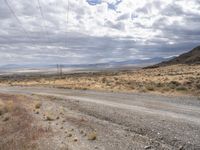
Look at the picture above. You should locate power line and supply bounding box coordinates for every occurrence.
[65,0,70,50]
[4,0,31,41]
[37,0,49,40]
[67,0,69,26]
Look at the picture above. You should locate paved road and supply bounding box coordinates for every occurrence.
[1,86,200,149]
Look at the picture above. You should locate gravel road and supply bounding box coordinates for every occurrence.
[0,86,200,150]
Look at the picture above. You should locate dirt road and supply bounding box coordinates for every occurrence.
[0,86,200,150]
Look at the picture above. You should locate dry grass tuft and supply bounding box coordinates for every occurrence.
[87,131,97,140]
[3,116,10,122]
[45,112,55,121]
[67,133,72,137]
[35,101,42,109]
[6,100,15,112]
[176,86,188,91]
[0,100,14,116]
[146,85,155,91]
[0,100,6,116]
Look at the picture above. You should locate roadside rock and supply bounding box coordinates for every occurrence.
[144,145,151,149]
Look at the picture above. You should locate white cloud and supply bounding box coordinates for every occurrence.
[0,0,200,65]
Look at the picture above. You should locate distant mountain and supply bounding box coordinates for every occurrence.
[146,46,200,68]
[0,64,55,70]
[109,57,171,66]
[53,57,169,69]
[0,57,170,72]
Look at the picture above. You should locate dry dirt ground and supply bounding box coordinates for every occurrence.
[0,86,200,150]
[0,64,199,96]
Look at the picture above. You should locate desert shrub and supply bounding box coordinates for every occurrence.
[146,85,155,91]
[168,81,181,89]
[46,116,54,121]
[45,112,55,121]
[156,83,163,87]
[196,84,200,89]
[139,88,147,93]
[126,81,136,89]
[128,84,135,90]
[184,81,192,85]
[127,81,132,85]
[164,77,169,81]
[168,84,176,89]
[81,87,88,90]
[170,81,181,86]
[101,77,106,83]
[87,131,97,140]
[176,86,188,91]
[0,105,6,116]
[114,77,118,81]
[106,82,112,86]
[35,101,42,109]
[5,100,14,112]
[161,87,171,92]
[0,100,9,116]
[3,116,9,121]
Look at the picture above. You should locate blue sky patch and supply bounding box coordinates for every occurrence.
[87,0,123,11]
[86,0,102,5]
[107,0,122,11]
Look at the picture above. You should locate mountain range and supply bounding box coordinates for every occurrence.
[0,57,171,71]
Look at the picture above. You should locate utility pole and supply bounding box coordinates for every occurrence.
[57,64,59,75]
[59,64,63,77]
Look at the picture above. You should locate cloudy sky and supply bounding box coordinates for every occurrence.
[0,0,200,65]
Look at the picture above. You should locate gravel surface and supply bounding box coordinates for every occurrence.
[0,86,200,150]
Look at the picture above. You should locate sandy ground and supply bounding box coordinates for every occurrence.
[0,86,200,150]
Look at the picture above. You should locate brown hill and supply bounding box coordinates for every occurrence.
[146,46,200,68]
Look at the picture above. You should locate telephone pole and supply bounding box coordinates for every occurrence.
[60,64,62,77]
[57,64,59,75]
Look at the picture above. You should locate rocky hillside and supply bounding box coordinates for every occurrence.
[147,46,200,68]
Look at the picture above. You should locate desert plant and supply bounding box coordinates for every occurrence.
[146,85,155,91]
[156,83,163,88]
[176,86,188,91]
[171,81,181,85]
[0,100,12,116]
[162,87,171,91]
[45,112,55,121]
[101,77,106,83]
[46,115,54,121]
[139,88,147,93]
[3,116,9,122]
[67,133,72,137]
[35,101,42,109]
[0,100,4,115]
[87,131,97,140]
[196,84,200,89]
[168,81,181,89]
[6,100,14,112]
